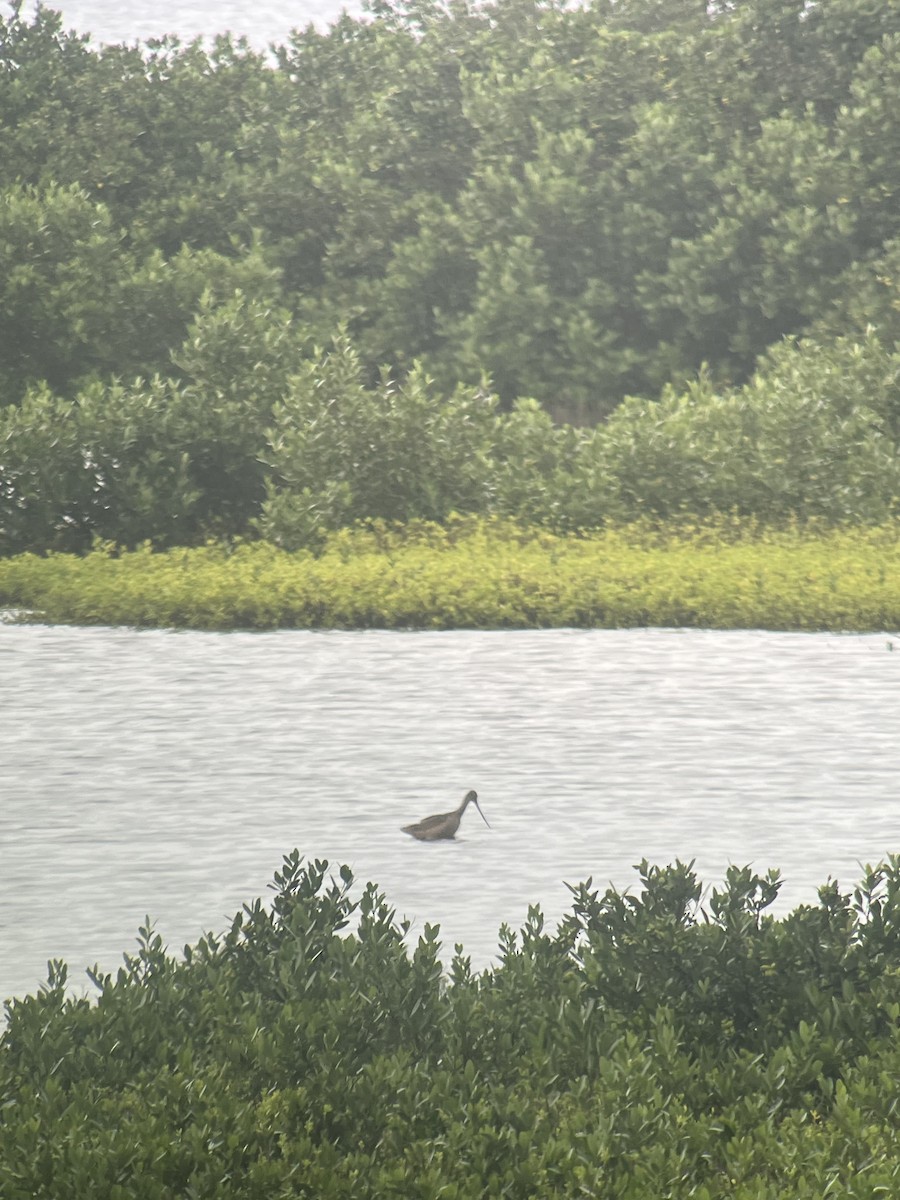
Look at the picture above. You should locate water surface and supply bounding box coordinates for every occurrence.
[2,625,898,1004]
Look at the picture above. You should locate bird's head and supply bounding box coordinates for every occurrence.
[465,789,490,828]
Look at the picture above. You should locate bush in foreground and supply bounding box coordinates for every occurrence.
[3,854,900,1197]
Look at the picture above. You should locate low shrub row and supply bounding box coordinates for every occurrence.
[4,854,900,1197]
[3,321,900,557]
[1,518,898,631]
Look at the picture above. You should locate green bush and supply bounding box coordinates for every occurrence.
[5,854,900,1197]
[5,325,900,553]
[0,183,277,406]
[0,293,305,554]
[2,519,899,631]
[4,0,900,419]
[0,379,200,553]
[594,333,900,523]
[259,335,499,548]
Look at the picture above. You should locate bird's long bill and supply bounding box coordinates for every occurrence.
[474,798,491,828]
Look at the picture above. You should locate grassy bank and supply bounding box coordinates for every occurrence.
[1,518,899,632]
[4,855,900,1197]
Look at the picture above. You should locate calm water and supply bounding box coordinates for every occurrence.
[2,624,899,1004]
[15,0,363,47]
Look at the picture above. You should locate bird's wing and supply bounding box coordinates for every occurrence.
[405,810,452,833]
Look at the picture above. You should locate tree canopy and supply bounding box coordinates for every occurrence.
[2,0,900,551]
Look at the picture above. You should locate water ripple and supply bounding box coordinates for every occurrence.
[2,626,898,1002]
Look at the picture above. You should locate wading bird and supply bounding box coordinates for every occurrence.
[401,789,490,841]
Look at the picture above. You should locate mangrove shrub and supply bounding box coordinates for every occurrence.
[5,854,900,1196]
[3,0,900,413]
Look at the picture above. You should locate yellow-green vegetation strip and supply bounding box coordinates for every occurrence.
[1,518,899,632]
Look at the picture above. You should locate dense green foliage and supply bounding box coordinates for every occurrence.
[3,0,900,412]
[3,321,900,554]
[3,0,900,554]
[5,853,900,1197]
[2,518,898,630]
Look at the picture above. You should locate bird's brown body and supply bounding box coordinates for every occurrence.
[402,790,490,840]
